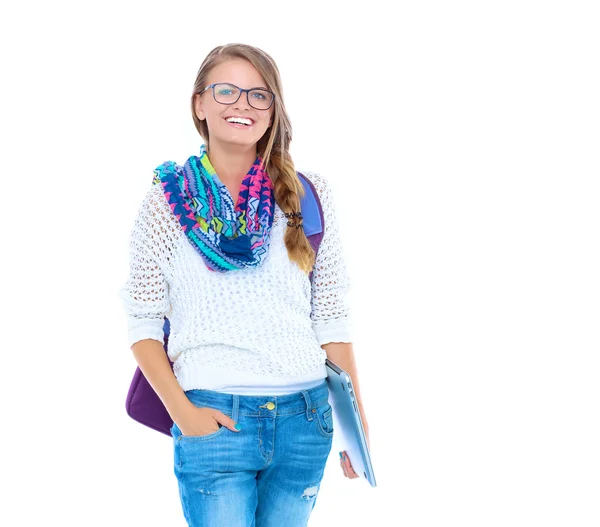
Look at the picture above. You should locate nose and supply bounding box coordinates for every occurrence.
[232,89,252,112]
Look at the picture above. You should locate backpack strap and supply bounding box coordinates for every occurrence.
[297,171,324,253]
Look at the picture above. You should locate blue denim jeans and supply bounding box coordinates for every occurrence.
[170,381,334,526]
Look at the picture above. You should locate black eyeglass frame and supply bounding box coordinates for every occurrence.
[201,83,276,110]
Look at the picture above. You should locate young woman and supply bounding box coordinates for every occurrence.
[120,43,370,526]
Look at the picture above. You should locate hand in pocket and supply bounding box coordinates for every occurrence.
[176,406,240,437]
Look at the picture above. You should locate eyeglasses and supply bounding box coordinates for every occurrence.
[201,82,275,110]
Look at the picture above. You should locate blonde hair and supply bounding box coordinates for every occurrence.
[190,43,315,274]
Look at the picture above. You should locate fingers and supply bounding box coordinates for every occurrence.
[339,451,359,479]
[212,410,242,432]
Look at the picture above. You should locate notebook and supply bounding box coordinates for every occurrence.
[325,358,377,487]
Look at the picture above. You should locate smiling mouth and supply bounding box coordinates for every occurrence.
[224,116,255,127]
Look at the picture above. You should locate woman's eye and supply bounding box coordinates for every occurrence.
[251,92,266,100]
[218,89,233,95]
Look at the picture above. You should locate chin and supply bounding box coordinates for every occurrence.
[217,132,268,148]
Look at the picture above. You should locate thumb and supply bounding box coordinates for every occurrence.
[212,410,241,432]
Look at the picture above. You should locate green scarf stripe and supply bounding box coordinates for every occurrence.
[188,157,213,212]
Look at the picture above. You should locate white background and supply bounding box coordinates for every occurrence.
[1,1,599,526]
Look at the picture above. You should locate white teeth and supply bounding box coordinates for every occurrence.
[226,117,253,126]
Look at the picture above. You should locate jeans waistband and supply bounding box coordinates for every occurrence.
[184,380,330,419]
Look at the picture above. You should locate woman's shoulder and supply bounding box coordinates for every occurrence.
[136,182,172,217]
[132,182,182,241]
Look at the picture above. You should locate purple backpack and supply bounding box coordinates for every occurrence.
[125,172,326,435]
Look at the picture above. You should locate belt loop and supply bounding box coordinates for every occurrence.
[301,390,313,421]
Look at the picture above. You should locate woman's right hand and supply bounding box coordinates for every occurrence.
[175,405,241,437]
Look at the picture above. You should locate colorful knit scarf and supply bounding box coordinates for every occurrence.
[152,144,275,272]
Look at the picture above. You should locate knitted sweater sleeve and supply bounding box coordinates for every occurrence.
[120,185,174,347]
[305,172,353,345]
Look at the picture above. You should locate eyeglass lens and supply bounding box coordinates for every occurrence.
[212,83,274,110]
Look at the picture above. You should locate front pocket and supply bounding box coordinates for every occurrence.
[315,403,334,438]
[171,420,227,442]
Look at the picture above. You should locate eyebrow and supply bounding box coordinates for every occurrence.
[219,82,269,91]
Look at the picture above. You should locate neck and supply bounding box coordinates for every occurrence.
[206,140,258,184]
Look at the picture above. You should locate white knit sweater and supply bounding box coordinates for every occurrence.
[120,170,353,394]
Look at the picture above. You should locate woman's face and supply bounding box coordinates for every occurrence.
[194,59,274,151]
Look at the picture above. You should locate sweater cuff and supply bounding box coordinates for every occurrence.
[313,320,353,346]
[127,316,165,347]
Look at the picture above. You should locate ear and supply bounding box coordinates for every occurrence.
[194,93,206,121]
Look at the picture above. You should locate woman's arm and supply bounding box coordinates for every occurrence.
[305,173,368,479]
[121,187,191,419]
[131,338,194,422]
[121,187,240,436]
